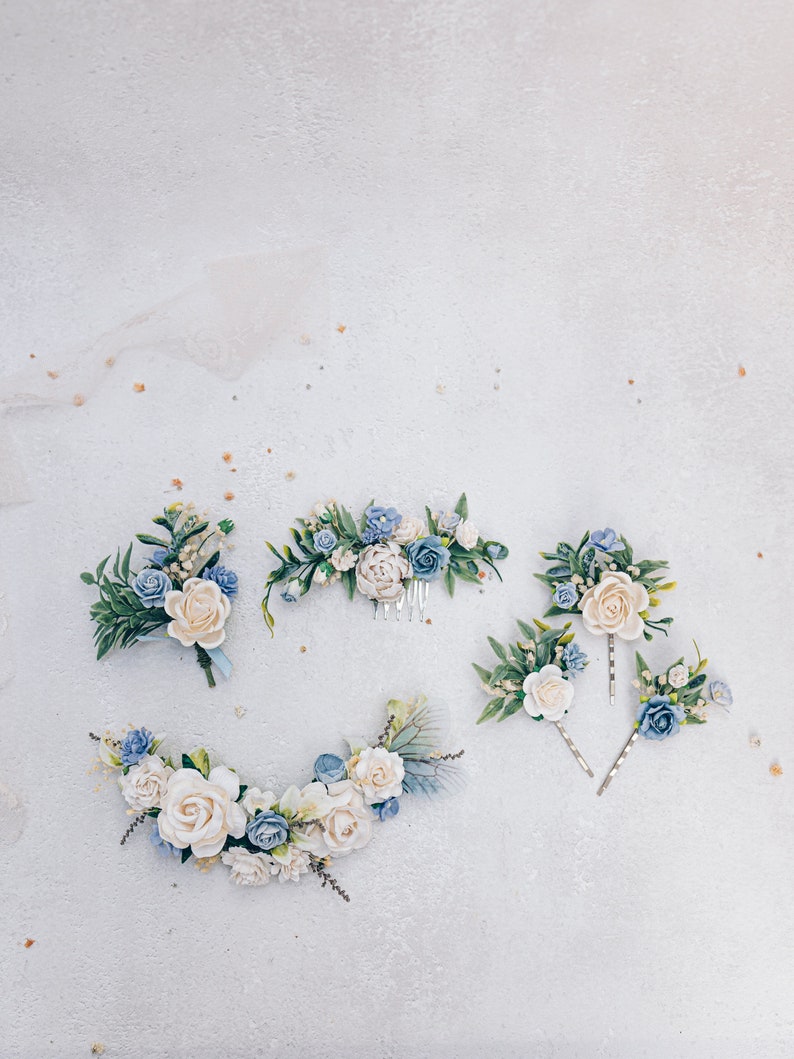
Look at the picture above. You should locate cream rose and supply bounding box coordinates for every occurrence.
[221,848,273,886]
[391,516,427,545]
[667,664,689,688]
[119,755,173,811]
[157,765,246,857]
[321,780,373,857]
[242,787,276,818]
[164,577,231,648]
[330,547,356,572]
[355,542,412,603]
[522,664,574,721]
[578,572,649,640]
[351,746,405,805]
[270,844,310,882]
[454,519,479,550]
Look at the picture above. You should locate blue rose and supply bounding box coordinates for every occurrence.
[372,797,400,821]
[202,564,239,598]
[365,505,402,537]
[151,547,169,567]
[120,727,154,766]
[131,569,172,609]
[436,511,461,532]
[313,528,338,553]
[280,579,301,603]
[150,820,180,858]
[588,527,625,553]
[246,810,290,850]
[707,680,732,708]
[553,581,579,610]
[405,535,451,581]
[562,642,588,675]
[636,694,686,741]
[314,753,347,784]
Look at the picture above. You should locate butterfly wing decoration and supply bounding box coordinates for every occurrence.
[387,699,465,797]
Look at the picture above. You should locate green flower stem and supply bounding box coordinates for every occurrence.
[194,645,216,688]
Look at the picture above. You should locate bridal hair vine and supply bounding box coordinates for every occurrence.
[597,645,732,796]
[534,528,675,705]
[81,502,236,687]
[261,493,508,633]
[89,697,464,900]
[473,619,593,777]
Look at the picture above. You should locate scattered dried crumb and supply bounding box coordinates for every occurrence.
[477,571,486,579]
[73,393,85,406]
[171,478,183,490]
[24,938,35,948]
[105,356,115,367]
[337,324,346,333]
[234,704,247,719]
[285,470,296,481]
[306,383,312,390]
[738,366,746,377]
[757,552,763,558]
[133,382,145,393]
[425,618,432,625]
[749,735,761,748]
[46,370,59,379]
[495,367,501,374]
[770,763,783,776]
[628,378,635,385]
[266,447,272,454]
[231,467,237,472]
[222,452,232,463]
[299,334,311,345]
[91,1044,105,1055]
[29,353,36,359]
[494,383,500,391]
[224,491,235,501]
[436,384,446,394]
[299,645,307,653]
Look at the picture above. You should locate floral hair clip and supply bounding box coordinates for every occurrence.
[89,696,464,900]
[535,528,675,705]
[473,619,593,777]
[262,493,508,632]
[81,502,236,687]
[597,645,732,795]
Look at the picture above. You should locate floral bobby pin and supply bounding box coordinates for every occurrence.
[474,619,593,777]
[89,697,464,901]
[597,645,732,795]
[535,527,675,705]
[262,493,508,632]
[81,502,237,687]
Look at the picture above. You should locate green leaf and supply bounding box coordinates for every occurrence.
[337,504,358,539]
[218,518,234,535]
[95,555,110,581]
[443,564,455,598]
[635,651,650,680]
[516,620,536,643]
[454,493,469,520]
[181,753,201,771]
[683,713,707,725]
[341,568,356,600]
[476,697,505,724]
[135,533,169,547]
[471,662,492,683]
[80,572,96,585]
[498,696,525,720]
[188,747,211,777]
[120,542,133,581]
[180,847,192,864]
[487,636,507,661]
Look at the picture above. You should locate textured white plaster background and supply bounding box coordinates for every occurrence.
[1,1,793,1056]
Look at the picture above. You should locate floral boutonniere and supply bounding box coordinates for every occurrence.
[81,502,236,687]
[89,696,463,900]
[473,619,593,777]
[262,493,508,632]
[534,527,675,704]
[597,645,732,795]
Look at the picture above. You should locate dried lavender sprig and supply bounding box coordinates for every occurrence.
[376,715,396,749]
[120,814,147,845]
[310,861,350,902]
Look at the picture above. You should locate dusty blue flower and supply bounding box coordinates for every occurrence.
[707,680,733,709]
[486,543,506,559]
[361,527,381,545]
[151,547,169,566]
[562,642,588,675]
[131,569,172,609]
[636,694,686,741]
[372,797,400,821]
[313,528,338,553]
[405,535,450,581]
[246,810,290,851]
[202,565,238,598]
[280,579,301,603]
[553,582,579,610]
[436,511,461,531]
[588,528,625,553]
[314,753,347,784]
[150,820,180,858]
[365,505,402,538]
[120,727,154,766]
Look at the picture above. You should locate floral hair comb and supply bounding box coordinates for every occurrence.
[534,528,675,705]
[262,493,508,632]
[597,645,732,795]
[81,502,236,687]
[473,619,593,777]
[89,696,464,900]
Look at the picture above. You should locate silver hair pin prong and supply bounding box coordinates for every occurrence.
[608,633,616,705]
[554,721,594,777]
[597,729,639,796]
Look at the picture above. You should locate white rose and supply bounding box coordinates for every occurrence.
[119,755,173,811]
[321,780,373,857]
[667,664,689,688]
[578,571,649,640]
[355,542,412,603]
[277,781,333,822]
[522,664,574,721]
[164,577,231,649]
[454,519,479,550]
[242,787,276,818]
[157,765,246,858]
[330,547,356,572]
[352,746,405,805]
[221,848,274,886]
[270,844,310,882]
[391,516,427,545]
